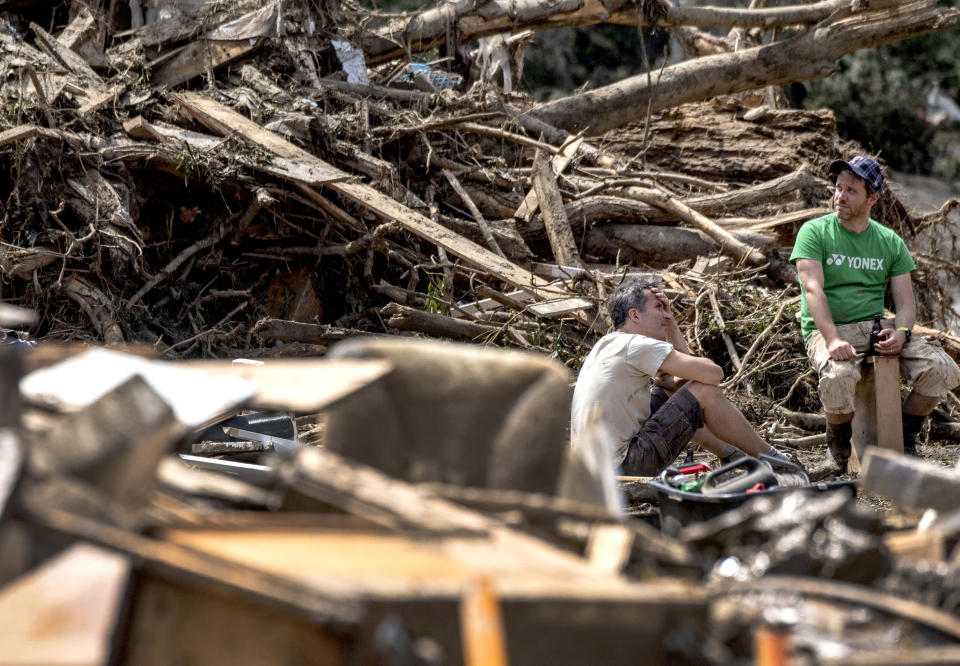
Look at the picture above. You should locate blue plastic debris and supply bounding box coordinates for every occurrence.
[388,63,462,91]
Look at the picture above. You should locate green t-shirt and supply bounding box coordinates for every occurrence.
[789,213,916,344]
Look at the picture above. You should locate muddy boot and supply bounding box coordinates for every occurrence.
[826,421,853,472]
[901,413,926,457]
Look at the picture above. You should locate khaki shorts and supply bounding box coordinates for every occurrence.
[621,386,705,476]
[807,318,960,415]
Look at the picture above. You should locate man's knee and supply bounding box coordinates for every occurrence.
[817,361,860,414]
[905,348,960,396]
[683,381,726,411]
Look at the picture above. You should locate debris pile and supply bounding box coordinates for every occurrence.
[0,0,956,369]
[1,0,960,663]
[3,336,960,664]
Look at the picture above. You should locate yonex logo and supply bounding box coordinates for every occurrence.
[826,254,884,270]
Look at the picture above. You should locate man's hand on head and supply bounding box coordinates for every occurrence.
[875,328,906,355]
[649,287,674,320]
[827,337,857,361]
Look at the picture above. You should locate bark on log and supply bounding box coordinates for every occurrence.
[599,101,837,185]
[523,166,827,238]
[533,1,959,135]
[532,150,585,269]
[608,186,799,283]
[252,318,369,345]
[583,224,775,266]
[381,302,503,342]
[359,0,887,65]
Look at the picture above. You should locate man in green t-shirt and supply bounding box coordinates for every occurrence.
[790,156,960,471]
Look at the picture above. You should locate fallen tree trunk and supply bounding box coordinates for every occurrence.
[381,302,503,342]
[583,224,776,266]
[523,166,826,237]
[360,0,886,65]
[609,186,798,284]
[533,1,959,135]
[252,319,370,345]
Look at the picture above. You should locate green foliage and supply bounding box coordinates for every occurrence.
[424,274,450,316]
[804,16,960,177]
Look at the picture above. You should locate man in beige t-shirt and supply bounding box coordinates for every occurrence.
[571,277,789,476]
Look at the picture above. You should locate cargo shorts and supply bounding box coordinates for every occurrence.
[807,318,960,415]
[621,386,705,476]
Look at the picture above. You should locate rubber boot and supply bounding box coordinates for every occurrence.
[901,413,926,457]
[826,421,853,472]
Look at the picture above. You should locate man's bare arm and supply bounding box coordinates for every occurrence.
[876,272,915,354]
[796,258,856,361]
[659,349,724,386]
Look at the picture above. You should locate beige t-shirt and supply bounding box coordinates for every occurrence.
[570,331,674,463]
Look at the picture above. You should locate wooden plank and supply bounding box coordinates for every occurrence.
[174,93,569,299]
[174,91,346,186]
[20,347,254,428]
[282,446,494,534]
[528,297,594,318]
[76,83,126,116]
[179,358,393,412]
[56,6,97,50]
[874,355,904,453]
[151,38,263,89]
[117,574,348,666]
[332,178,567,298]
[23,500,364,624]
[0,544,130,666]
[122,115,164,141]
[455,289,533,317]
[533,149,585,269]
[585,525,634,575]
[861,448,960,513]
[514,137,582,222]
[143,121,226,150]
[531,262,591,280]
[0,124,64,147]
[30,22,103,88]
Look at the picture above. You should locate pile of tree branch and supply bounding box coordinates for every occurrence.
[0,0,957,401]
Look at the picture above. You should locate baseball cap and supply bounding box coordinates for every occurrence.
[829,155,884,193]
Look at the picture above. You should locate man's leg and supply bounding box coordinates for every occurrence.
[651,387,741,462]
[824,411,854,472]
[901,393,938,456]
[682,382,771,457]
[621,388,703,476]
[691,426,744,463]
[807,325,866,472]
[899,340,960,455]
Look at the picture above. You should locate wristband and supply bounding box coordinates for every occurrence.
[897,326,911,343]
